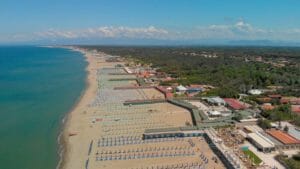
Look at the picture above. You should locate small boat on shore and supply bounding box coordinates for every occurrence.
[69,133,78,136]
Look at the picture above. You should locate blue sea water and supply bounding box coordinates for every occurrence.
[0,46,87,169]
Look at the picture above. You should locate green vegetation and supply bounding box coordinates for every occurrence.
[232,112,243,121]
[257,118,272,129]
[261,104,296,122]
[276,153,300,169]
[82,46,300,125]
[258,102,300,127]
[243,149,262,165]
[294,116,300,126]
[200,87,239,98]
[284,125,289,132]
[276,87,300,97]
[84,46,300,97]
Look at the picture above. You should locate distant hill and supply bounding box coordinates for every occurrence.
[228,40,300,47]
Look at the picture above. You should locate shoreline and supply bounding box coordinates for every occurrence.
[54,46,227,169]
[57,46,95,169]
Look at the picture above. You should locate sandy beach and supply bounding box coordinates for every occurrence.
[59,47,224,169]
[60,47,99,169]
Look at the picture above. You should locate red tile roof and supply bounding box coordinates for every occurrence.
[261,103,275,111]
[155,86,173,99]
[165,92,173,99]
[280,97,292,104]
[290,98,300,105]
[280,97,300,104]
[268,94,282,98]
[189,84,204,88]
[223,98,246,110]
[292,105,300,114]
[267,129,300,144]
[257,97,272,103]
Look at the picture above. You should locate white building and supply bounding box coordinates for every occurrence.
[176,85,187,93]
[248,89,263,95]
[207,110,221,117]
[247,132,275,152]
[205,97,226,106]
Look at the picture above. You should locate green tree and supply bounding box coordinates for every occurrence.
[284,125,289,132]
[232,113,243,121]
[257,118,272,130]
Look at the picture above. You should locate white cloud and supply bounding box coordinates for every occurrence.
[189,20,270,40]
[2,21,300,43]
[35,26,169,40]
[36,29,79,39]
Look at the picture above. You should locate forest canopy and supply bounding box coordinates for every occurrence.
[82,46,300,96]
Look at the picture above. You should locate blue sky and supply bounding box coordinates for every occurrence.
[1,0,300,44]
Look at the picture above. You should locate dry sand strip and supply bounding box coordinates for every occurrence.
[60,47,225,169]
[60,48,105,169]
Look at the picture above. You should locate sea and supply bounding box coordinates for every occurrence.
[0,46,87,169]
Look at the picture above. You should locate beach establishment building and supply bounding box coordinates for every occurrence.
[144,128,245,169]
[186,85,203,94]
[248,89,263,95]
[143,128,205,139]
[124,67,133,74]
[261,103,275,111]
[243,125,263,133]
[176,85,187,94]
[270,122,300,140]
[207,110,222,117]
[292,105,300,114]
[236,110,259,123]
[257,97,272,103]
[223,98,247,110]
[268,94,282,100]
[266,129,300,150]
[280,97,300,105]
[290,98,300,105]
[155,86,174,99]
[203,97,226,106]
[247,131,276,152]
